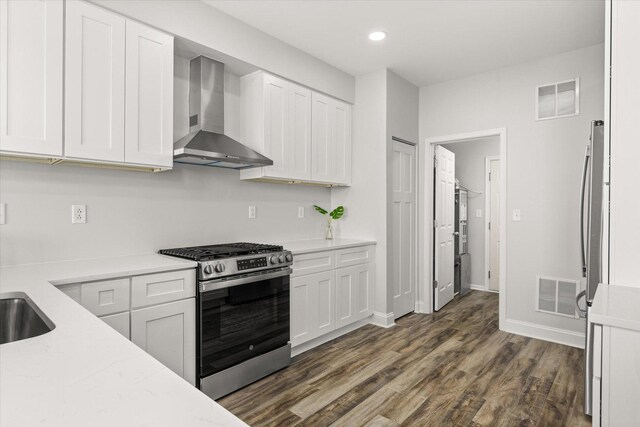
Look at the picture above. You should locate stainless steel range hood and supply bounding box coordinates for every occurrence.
[174,56,272,169]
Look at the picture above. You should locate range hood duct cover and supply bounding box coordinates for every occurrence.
[173,56,272,169]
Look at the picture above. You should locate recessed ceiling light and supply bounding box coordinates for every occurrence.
[368,31,387,41]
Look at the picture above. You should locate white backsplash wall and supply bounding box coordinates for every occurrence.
[0,160,330,266]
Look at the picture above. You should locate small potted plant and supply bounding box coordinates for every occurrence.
[313,205,344,240]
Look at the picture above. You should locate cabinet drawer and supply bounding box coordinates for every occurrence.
[131,269,196,308]
[335,245,375,268]
[80,278,130,316]
[292,251,335,277]
[100,311,130,339]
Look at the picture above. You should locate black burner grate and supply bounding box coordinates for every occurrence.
[159,242,283,261]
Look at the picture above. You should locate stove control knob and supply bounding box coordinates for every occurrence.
[270,256,279,264]
[285,253,293,263]
[278,255,286,263]
[203,265,214,275]
[215,263,225,273]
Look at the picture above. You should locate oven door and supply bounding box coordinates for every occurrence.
[198,267,291,379]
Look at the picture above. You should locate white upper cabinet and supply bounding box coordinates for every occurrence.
[0,0,63,157]
[124,20,174,168]
[65,0,126,162]
[311,93,352,185]
[288,82,313,180]
[240,72,312,181]
[241,71,349,185]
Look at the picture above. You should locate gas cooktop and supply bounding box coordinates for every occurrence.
[158,242,283,262]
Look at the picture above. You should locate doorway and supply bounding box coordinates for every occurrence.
[420,128,507,324]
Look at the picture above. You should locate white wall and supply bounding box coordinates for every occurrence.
[420,43,604,345]
[386,70,420,312]
[446,137,500,288]
[331,70,388,316]
[0,57,330,266]
[332,69,419,321]
[90,0,355,103]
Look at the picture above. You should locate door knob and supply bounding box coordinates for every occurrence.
[453,231,460,236]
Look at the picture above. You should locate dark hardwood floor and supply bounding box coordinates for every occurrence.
[218,291,592,426]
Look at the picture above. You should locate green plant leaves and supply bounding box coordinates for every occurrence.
[313,205,345,220]
[330,206,344,220]
[313,205,328,215]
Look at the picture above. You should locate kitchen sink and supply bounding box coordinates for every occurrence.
[0,292,55,345]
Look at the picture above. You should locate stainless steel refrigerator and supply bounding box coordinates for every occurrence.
[577,119,605,416]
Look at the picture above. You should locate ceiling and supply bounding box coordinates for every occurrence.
[203,0,605,87]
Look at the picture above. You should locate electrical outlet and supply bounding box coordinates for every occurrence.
[0,203,5,225]
[298,206,304,218]
[248,206,256,219]
[72,205,86,224]
[512,209,521,221]
[475,209,482,218]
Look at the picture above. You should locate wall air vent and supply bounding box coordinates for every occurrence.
[535,276,580,318]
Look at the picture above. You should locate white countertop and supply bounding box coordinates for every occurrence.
[278,238,376,255]
[0,254,247,427]
[590,284,640,332]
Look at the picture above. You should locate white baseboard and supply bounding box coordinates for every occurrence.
[502,318,585,349]
[415,300,430,314]
[370,311,396,328]
[470,284,486,291]
[291,318,371,357]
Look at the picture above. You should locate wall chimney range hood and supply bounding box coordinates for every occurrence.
[174,56,272,169]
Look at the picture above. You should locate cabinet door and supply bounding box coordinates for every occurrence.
[124,20,173,167]
[311,92,332,182]
[0,0,63,156]
[336,263,374,329]
[332,99,352,185]
[65,0,125,162]
[262,74,289,178]
[291,271,335,347]
[100,312,130,340]
[288,83,312,180]
[131,299,196,385]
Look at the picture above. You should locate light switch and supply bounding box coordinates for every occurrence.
[475,209,482,218]
[298,207,304,218]
[0,203,5,225]
[512,209,521,221]
[248,206,256,219]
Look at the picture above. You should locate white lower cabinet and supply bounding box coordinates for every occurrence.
[290,244,375,349]
[592,322,640,426]
[131,299,196,386]
[291,270,335,347]
[58,268,196,385]
[99,312,130,339]
[335,263,374,329]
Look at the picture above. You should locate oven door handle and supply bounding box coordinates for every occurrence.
[200,267,292,292]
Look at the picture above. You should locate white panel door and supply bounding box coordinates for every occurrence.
[290,271,335,347]
[332,99,352,185]
[434,145,455,311]
[64,0,125,162]
[0,0,63,156]
[391,140,416,319]
[262,74,289,178]
[288,82,312,180]
[489,159,501,291]
[336,263,373,328]
[131,299,196,385]
[311,92,331,182]
[124,19,173,167]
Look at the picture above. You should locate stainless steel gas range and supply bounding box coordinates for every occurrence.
[159,243,293,400]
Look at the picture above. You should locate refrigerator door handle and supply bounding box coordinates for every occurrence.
[576,290,587,318]
[580,144,591,277]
